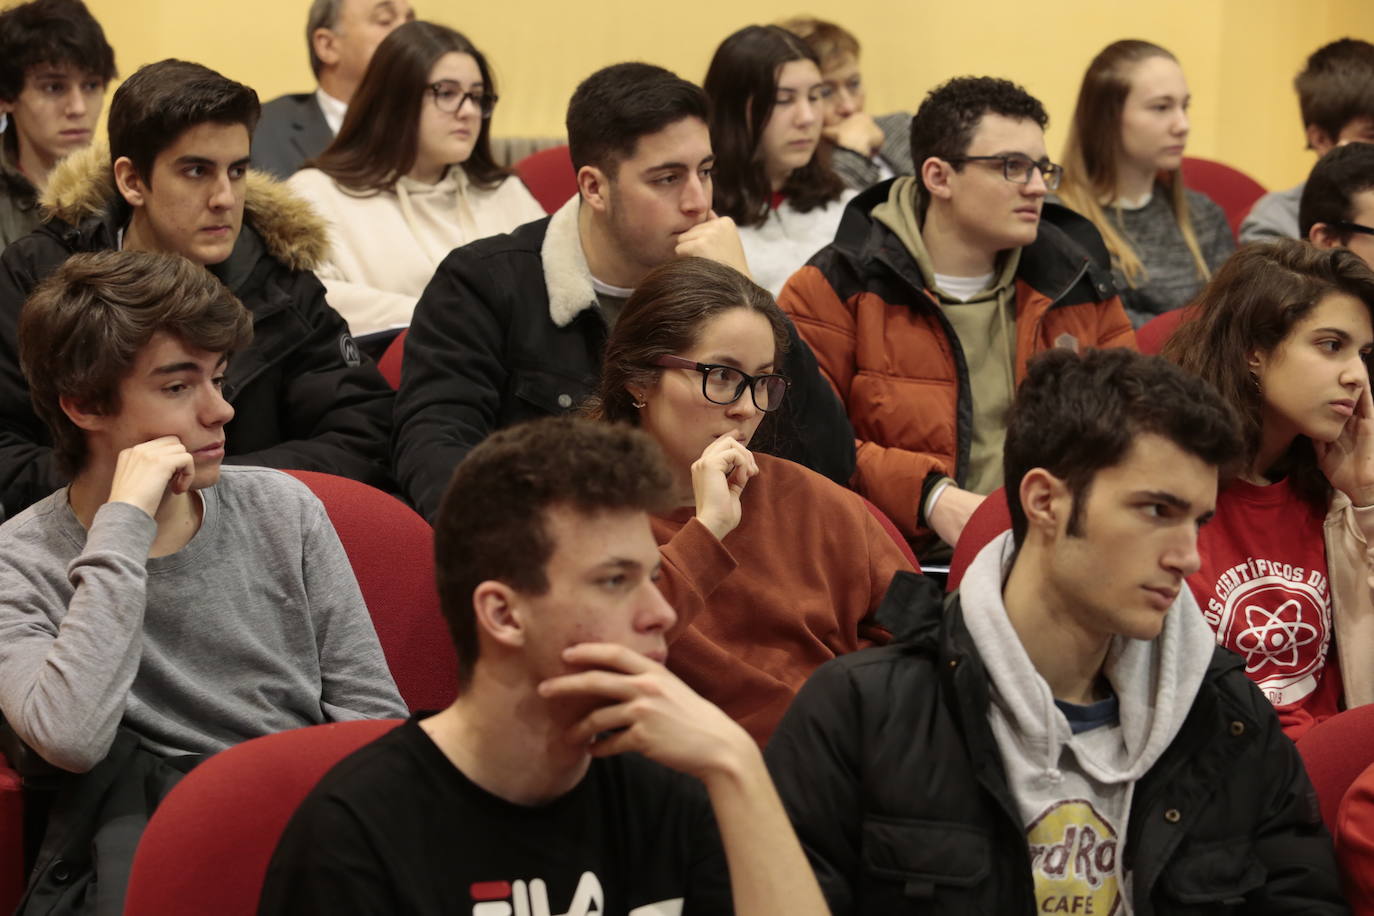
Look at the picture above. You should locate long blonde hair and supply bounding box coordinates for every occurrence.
[1057,40,1210,288]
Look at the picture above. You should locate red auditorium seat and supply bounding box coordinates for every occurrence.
[1181,156,1267,239]
[514,144,577,214]
[860,496,920,571]
[1296,704,1374,832]
[378,327,407,390]
[123,720,403,915]
[947,487,1011,592]
[283,470,456,712]
[1135,305,1196,356]
[0,750,21,915]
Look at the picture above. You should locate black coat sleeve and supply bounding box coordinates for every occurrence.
[0,234,72,514]
[222,267,395,492]
[764,659,866,915]
[392,247,514,521]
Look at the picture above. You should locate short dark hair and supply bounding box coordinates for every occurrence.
[108,60,261,185]
[305,0,344,80]
[311,21,508,192]
[1163,240,1374,513]
[0,0,115,103]
[1004,348,1241,547]
[910,76,1048,220]
[1299,142,1374,241]
[434,417,673,688]
[703,25,845,227]
[1295,38,1374,143]
[20,250,253,477]
[566,62,709,176]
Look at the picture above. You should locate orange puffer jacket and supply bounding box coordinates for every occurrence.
[779,181,1136,544]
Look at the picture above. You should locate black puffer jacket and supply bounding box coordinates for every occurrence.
[0,145,395,513]
[765,572,1348,915]
[394,197,856,521]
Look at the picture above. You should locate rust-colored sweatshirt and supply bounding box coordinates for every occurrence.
[653,453,913,745]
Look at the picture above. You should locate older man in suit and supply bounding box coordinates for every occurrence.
[254,0,413,179]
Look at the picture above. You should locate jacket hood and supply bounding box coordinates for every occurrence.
[40,142,329,272]
[959,530,1216,786]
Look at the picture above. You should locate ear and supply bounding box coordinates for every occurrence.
[58,394,106,432]
[112,156,147,208]
[311,27,342,69]
[1247,347,1265,376]
[577,164,611,211]
[1307,123,1335,156]
[920,155,955,203]
[471,580,527,651]
[1018,467,1070,537]
[1308,221,1341,249]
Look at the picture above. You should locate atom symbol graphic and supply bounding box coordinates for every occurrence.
[1234,599,1321,672]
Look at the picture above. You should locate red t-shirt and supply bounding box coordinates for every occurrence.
[1187,477,1343,739]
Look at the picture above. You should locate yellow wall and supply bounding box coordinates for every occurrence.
[82,0,1374,191]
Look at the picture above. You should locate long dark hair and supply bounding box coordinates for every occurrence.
[584,257,790,431]
[1162,240,1374,511]
[310,21,507,192]
[703,25,845,228]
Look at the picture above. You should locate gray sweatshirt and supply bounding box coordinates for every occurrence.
[958,531,1216,914]
[0,466,405,772]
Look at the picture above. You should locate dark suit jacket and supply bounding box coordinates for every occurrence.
[253,91,335,180]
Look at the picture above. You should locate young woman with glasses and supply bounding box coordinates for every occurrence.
[1056,40,1235,328]
[288,21,542,336]
[1164,240,1374,741]
[584,256,913,745]
[702,25,854,296]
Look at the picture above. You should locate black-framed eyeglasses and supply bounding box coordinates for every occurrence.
[653,355,790,412]
[426,81,498,119]
[1332,220,1374,238]
[945,154,1063,191]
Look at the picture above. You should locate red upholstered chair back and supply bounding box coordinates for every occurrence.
[0,752,21,915]
[947,487,1011,592]
[282,471,456,712]
[1296,704,1374,831]
[1180,156,1268,239]
[378,327,408,390]
[1135,305,1196,356]
[514,145,577,214]
[860,496,920,571]
[123,719,403,915]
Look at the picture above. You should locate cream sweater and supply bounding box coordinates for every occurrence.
[289,166,545,336]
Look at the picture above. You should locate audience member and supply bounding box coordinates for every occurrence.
[779,76,1132,555]
[1164,240,1374,741]
[0,59,396,516]
[1301,140,1374,268]
[254,0,415,179]
[259,416,829,916]
[393,62,854,521]
[778,16,911,191]
[768,346,1347,914]
[289,21,542,336]
[1056,40,1234,328]
[0,0,114,249]
[703,25,853,295]
[1242,38,1374,243]
[584,257,910,744]
[0,250,403,911]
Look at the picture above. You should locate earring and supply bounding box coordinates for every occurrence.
[632,399,645,409]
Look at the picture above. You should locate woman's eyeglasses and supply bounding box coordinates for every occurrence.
[427,81,498,119]
[653,355,790,412]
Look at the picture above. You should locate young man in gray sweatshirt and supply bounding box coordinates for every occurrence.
[0,250,404,909]
[767,347,1347,914]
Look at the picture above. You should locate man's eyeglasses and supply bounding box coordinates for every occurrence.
[1331,220,1374,238]
[427,81,498,118]
[653,355,790,412]
[945,154,1063,191]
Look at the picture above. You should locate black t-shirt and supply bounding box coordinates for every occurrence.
[257,716,733,915]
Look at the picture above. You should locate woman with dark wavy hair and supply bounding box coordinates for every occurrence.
[1164,239,1374,739]
[289,20,541,336]
[703,25,852,296]
[584,256,912,745]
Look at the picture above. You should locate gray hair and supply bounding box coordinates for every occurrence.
[306,0,345,78]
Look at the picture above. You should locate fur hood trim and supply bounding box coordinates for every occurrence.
[540,195,597,328]
[40,142,329,272]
